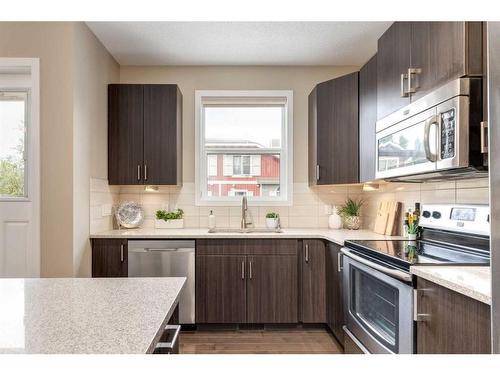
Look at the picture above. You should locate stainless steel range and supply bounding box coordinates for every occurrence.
[341,204,490,354]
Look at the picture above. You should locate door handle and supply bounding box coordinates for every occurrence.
[144,164,148,181]
[305,244,309,263]
[137,164,141,181]
[241,261,245,279]
[407,67,422,94]
[424,115,439,162]
[316,165,320,181]
[120,244,124,262]
[249,260,253,280]
[337,252,342,273]
[413,289,430,322]
[400,73,409,97]
[480,121,488,153]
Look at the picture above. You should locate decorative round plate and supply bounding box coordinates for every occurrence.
[116,201,144,229]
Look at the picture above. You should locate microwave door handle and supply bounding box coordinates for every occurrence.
[340,248,412,282]
[424,115,439,162]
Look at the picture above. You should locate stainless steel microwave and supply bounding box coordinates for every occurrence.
[375,78,488,181]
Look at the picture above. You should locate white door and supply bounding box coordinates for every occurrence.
[0,58,40,277]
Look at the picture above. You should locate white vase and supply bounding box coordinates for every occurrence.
[266,218,278,229]
[155,218,184,229]
[328,207,342,229]
[408,233,417,241]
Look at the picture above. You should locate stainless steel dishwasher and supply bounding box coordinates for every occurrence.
[128,240,195,325]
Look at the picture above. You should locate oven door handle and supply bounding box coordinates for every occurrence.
[341,248,412,282]
[423,115,440,162]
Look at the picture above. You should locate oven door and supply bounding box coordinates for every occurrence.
[376,108,439,180]
[342,248,414,354]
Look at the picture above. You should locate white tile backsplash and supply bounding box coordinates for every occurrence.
[89,178,490,233]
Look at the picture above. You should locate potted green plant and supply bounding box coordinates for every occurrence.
[265,212,279,229]
[155,208,184,229]
[337,198,364,230]
[407,222,420,241]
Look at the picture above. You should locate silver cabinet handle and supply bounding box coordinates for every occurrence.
[154,324,181,352]
[305,244,309,263]
[424,115,439,162]
[241,261,245,279]
[316,165,320,181]
[144,164,148,180]
[120,244,124,262]
[413,289,430,322]
[249,261,253,280]
[480,121,488,153]
[137,164,141,181]
[407,67,422,94]
[337,251,342,273]
[400,73,409,97]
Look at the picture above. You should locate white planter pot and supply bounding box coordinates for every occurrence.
[408,233,417,241]
[266,218,278,229]
[155,218,184,229]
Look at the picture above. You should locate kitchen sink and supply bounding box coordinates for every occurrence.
[207,228,283,234]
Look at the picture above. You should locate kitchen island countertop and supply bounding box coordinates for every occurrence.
[0,277,185,354]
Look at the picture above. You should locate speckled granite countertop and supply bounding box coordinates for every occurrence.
[0,277,185,354]
[90,228,400,246]
[410,266,491,305]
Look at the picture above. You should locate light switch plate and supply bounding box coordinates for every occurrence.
[101,203,112,217]
[324,204,332,215]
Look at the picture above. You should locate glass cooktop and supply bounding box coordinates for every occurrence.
[345,239,490,268]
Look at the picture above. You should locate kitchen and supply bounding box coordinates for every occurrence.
[1,2,500,372]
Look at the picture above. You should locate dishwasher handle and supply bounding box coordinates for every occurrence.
[129,247,194,253]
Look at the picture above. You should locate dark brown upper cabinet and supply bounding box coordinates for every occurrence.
[359,54,378,183]
[108,84,182,185]
[377,22,483,120]
[308,72,359,186]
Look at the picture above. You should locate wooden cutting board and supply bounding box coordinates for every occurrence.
[385,201,402,236]
[374,201,390,234]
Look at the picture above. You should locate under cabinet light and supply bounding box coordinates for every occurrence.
[144,185,159,192]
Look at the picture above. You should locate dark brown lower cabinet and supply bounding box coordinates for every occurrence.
[91,239,128,277]
[326,243,344,343]
[416,278,491,354]
[195,255,247,323]
[247,255,298,323]
[301,240,326,323]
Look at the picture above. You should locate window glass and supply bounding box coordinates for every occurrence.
[0,92,27,198]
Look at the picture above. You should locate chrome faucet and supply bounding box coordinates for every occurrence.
[241,196,252,229]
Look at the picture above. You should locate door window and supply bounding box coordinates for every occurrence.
[0,91,28,198]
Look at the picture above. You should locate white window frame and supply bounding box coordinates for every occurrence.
[195,90,293,206]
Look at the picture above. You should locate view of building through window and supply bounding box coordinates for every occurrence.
[201,104,285,200]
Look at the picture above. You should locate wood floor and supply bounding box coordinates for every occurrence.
[180,327,343,354]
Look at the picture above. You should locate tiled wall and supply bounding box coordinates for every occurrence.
[361,178,489,234]
[89,178,489,234]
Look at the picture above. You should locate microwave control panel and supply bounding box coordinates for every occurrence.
[440,108,456,159]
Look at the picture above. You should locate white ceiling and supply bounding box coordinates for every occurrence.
[86,22,391,66]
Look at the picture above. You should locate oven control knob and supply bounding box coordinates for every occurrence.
[432,211,442,219]
[422,211,431,218]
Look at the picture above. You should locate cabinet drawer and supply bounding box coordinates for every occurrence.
[196,239,246,255]
[245,239,297,255]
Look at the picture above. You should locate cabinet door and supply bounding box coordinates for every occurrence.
[247,255,298,323]
[377,22,411,119]
[416,278,491,354]
[314,73,359,185]
[143,85,182,185]
[410,22,483,101]
[359,54,378,183]
[108,84,144,185]
[301,240,326,323]
[195,255,247,323]
[91,239,127,277]
[326,243,344,343]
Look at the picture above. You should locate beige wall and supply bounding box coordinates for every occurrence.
[0,22,75,276]
[119,65,358,183]
[73,23,119,276]
[1,22,118,277]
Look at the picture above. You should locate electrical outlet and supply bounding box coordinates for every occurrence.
[101,203,112,217]
[324,204,332,215]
